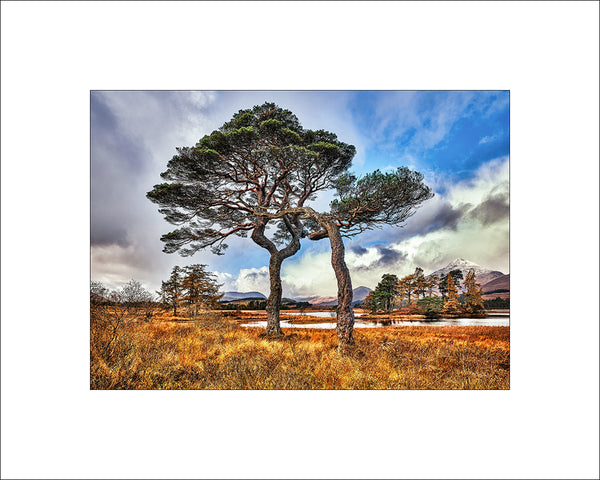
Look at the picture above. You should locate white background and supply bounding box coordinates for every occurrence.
[1,2,598,479]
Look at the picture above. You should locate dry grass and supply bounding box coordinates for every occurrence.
[91,308,509,390]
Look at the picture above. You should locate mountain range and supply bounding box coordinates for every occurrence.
[295,286,372,307]
[220,286,372,306]
[220,259,508,304]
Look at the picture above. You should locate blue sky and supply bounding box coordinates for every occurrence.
[91,90,509,297]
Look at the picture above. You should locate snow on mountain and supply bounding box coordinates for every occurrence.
[428,258,505,287]
[221,291,267,302]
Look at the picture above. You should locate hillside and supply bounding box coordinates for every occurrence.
[221,291,267,302]
[481,274,510,300]
[296,286,372,307]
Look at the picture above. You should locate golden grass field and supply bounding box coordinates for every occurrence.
[90,308,510,390]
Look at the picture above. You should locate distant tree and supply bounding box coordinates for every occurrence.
[395,277,406,307]
[122,279,154,304]
[298,302,309,314]
[449,269,463,291]
[91,281,108,304]
[439,269,463,300]
[157,265,184,315]
[397,273,416,306]
[372,274,400,313]
[181,264,223,319]
[438,276,448,301]
[425,274,439,297]
[119,280,155,321]
[442,274,462,315]
[463,269,485,315]
[412,267,427,300]
[484,297,510,309]
[363,291,377,313]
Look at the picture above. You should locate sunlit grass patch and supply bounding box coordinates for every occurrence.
[91,308,509,390]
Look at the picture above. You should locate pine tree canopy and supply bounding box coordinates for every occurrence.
[147,102,355,256]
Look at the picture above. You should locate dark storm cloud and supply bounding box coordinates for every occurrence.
[418,201,470,235]
[352,245,408,271]
[377,246,405,265]
[90,91,218,249]
[353,198,471,247]
[467,189,509,226]
[90,93,154,247]
[350,245,368,256]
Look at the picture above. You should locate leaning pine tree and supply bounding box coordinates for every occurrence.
[147,103,354,336]
[265,168,433,351]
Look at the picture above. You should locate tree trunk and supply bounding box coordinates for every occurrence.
[324,221,355,352]
[251,215,302,337]
[265,255,284,336]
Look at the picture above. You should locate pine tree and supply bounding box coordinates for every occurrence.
[463,269,485,315]
[363,291,377,313]
[426,274,439,297]
[158,265,184,315]
[442,273,462,315]
[181,264,223,319]
[372,274,399,313]
[412,267,426,300]
[398,273,416,305]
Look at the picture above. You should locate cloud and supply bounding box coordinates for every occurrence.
[348,245,407,271]
[479,133,501,145]
[91,240,165,293]
[333,156,510,283]
[232,267,270,294]
[383,156,510,275]
[91,92,213,248]
[367,91,493,151]
[467,184,509,226]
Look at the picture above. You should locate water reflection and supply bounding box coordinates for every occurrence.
[241,320,376,329]
[241,316,509,329]
[252,311,363,318]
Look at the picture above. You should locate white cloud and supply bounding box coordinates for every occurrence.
[447,156,509,206]
[234,266,270,294]
[479,133,499,144]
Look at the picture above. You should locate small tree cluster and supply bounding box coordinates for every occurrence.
[90,279,158,369]
[368,268,486,317]
[91,279,156,321]
[395,267,439,307]
[157,265,223,318]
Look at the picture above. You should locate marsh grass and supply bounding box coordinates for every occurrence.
[90,308,509,390]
